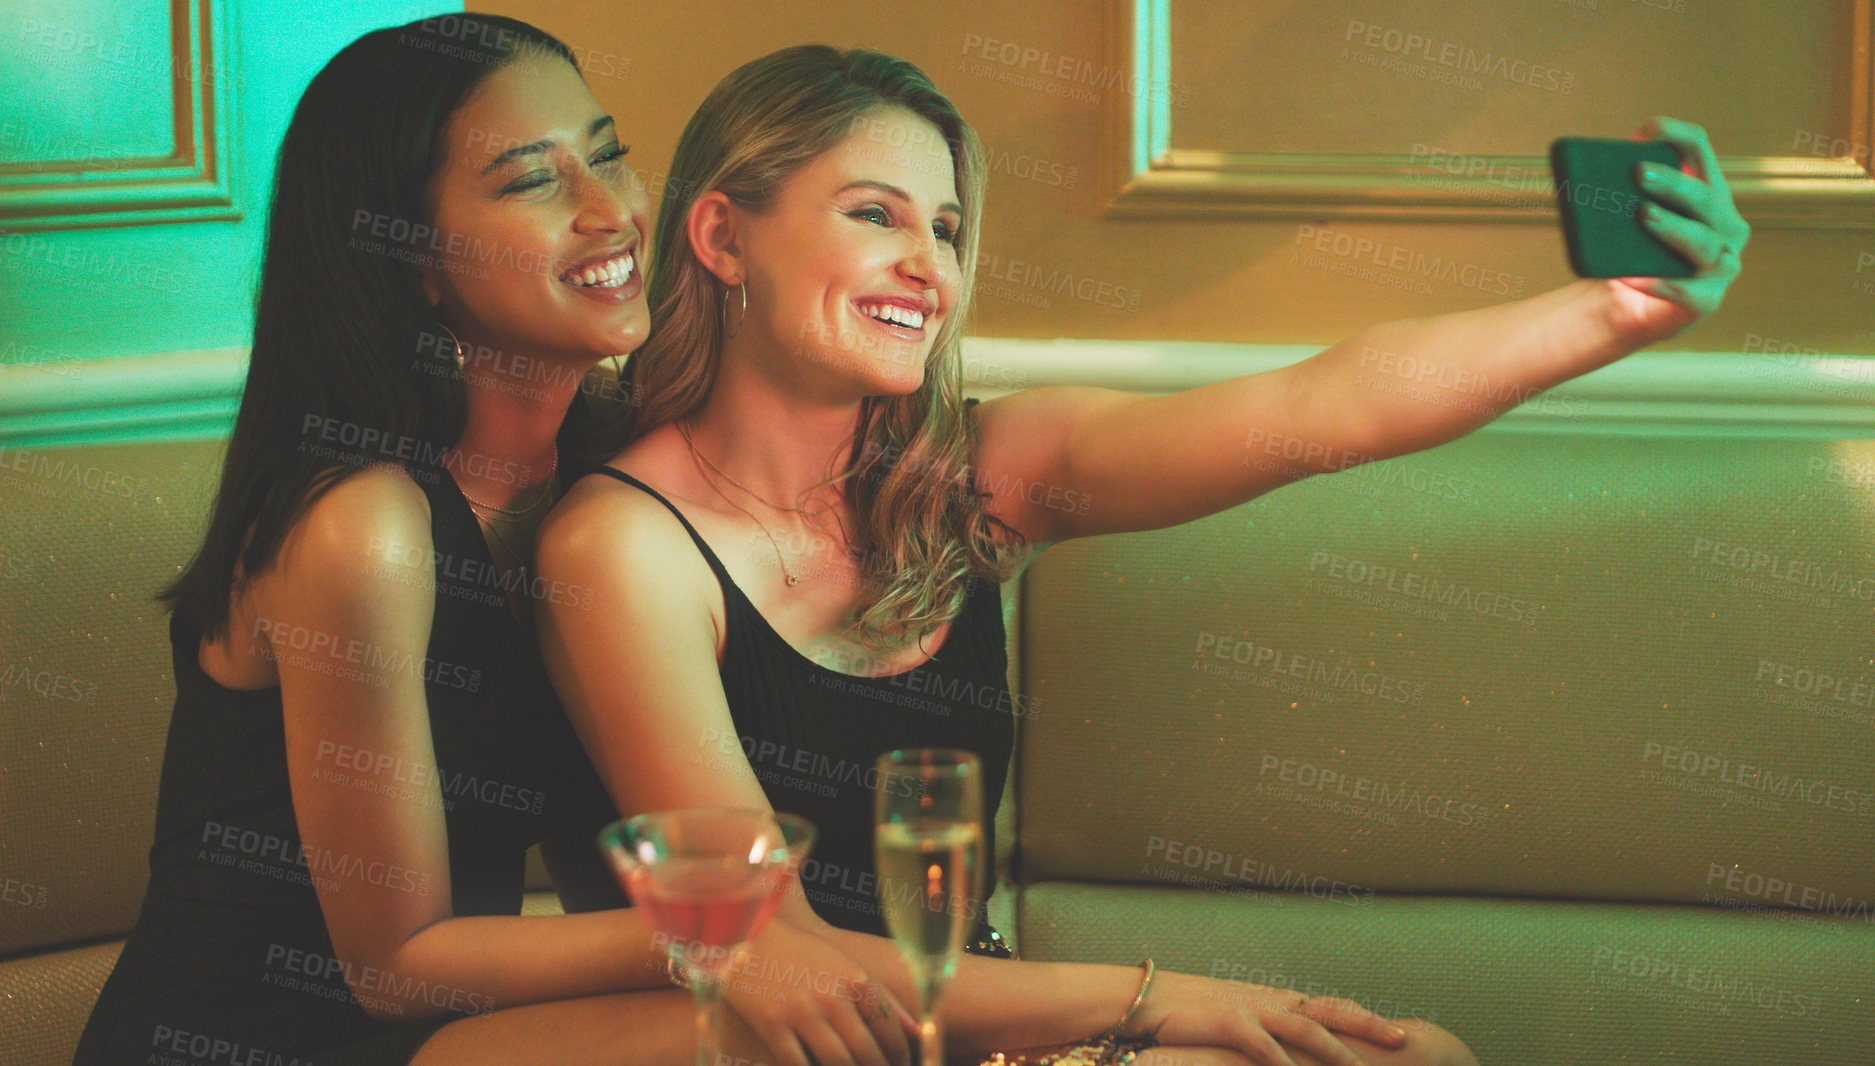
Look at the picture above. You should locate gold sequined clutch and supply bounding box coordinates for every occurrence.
[978,1037,1156,1066]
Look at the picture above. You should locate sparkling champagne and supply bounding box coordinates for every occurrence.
[876,820,982,967]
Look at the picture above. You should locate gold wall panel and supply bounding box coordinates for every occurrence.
[472,0,1869,355]
[0,0,238,229]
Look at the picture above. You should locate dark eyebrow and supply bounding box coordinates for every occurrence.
[836,179,963,219]
[479,115,616,176]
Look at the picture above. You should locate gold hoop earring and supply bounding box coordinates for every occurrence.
[720,280,747,340]
[437,321,465,370]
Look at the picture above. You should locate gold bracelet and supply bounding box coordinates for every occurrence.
[1102,959,1155,1042]
[975,960,1158,1066]
[666,954,693,990]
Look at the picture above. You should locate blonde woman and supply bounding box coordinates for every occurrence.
[537,45,1744,1066]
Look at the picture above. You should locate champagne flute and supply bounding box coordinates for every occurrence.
[599,808,815,1066]
[874,748,984,1066]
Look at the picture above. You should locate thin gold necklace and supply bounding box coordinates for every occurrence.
[676,420,842,517]
[679,430,804,586]
[459,449,559,520]
[458,451,557,630]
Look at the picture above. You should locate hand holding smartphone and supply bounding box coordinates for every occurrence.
[1550,137,1696,278]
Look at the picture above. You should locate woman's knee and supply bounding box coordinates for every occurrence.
[1395,1018,1478,1066]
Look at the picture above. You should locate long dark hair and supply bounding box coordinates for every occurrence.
[164,14,579,639]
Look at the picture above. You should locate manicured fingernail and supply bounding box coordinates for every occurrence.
[1642,203,1660,222]
[1389,1025,1408,1042]
[1639,163,1662,185]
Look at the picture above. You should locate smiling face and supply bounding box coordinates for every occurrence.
[420,52,650,369]
[731,105,964,398]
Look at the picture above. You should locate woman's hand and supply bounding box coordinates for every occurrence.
[1605,115,1750,345]
[1124,970,1409,1066]
[715,918,917,1066]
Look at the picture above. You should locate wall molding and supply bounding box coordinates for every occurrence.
[4,340,1872,449]
[1106,0,1875,227]
[0,347,246,446]
[965,339,1875,438]
[0,0,239,230]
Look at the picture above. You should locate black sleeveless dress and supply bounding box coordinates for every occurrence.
[73,462,613,1066]
[583,467,1017,945]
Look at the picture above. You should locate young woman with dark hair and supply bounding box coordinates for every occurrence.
[75,17,923,1066]
[536,44,1747,1066]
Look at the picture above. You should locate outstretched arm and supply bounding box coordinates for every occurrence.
[972,117,1748,546]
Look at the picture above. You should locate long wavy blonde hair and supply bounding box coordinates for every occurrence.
[620,45,1024,649]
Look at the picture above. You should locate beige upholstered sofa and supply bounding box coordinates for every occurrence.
[4,347,1871,1065]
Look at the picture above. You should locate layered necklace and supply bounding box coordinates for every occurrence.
[460,448,559,619]
[677,419,847,587]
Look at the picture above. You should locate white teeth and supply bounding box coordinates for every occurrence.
[859,302,924,329]
[566,252,635,288]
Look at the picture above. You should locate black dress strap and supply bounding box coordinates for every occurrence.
[582,466,737,589]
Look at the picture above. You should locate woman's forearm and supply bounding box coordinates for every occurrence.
[358,907,666,1022]
[1296,277,1639,463]
[819,923,1145,1057]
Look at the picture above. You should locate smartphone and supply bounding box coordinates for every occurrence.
[1550,137,1695,278]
